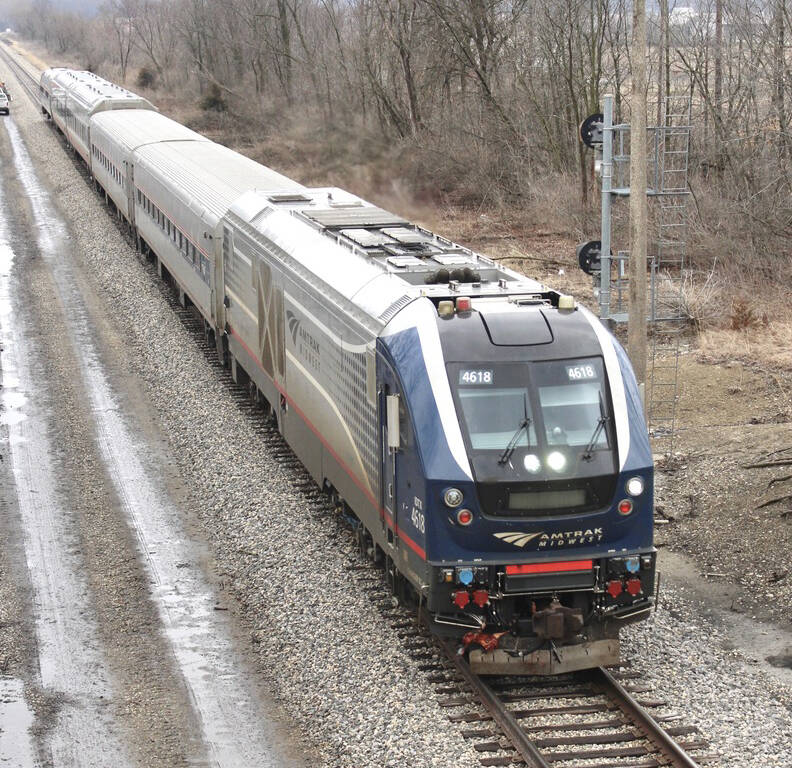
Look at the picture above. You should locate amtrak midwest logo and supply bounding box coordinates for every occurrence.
[286,309,321,372]
[495,528,604,549]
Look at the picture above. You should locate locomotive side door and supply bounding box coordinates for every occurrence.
[380,368,400,546]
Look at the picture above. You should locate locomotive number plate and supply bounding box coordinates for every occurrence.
[459,369,493,385]
[565,364,597,381]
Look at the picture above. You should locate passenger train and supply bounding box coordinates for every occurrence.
[38,69,656,675]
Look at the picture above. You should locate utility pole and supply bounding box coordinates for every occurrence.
[629,0,648,393]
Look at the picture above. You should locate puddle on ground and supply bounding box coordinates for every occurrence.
[766,652,792,670]
[0,677,37,767]
[1,389,27,426]
[1,119,130,767]
[660,549,792,687]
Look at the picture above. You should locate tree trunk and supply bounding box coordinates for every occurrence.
[714,0,723,178]
[277,0,293,104]
[773,0,787,161]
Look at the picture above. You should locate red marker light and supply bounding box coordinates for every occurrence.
[457,509,473,526]
[626,578,642,596]
[607,579,623,598]
[456,296,472,312]
[618,499,633,515]
[472,589,489,607]
[453,590,470,609]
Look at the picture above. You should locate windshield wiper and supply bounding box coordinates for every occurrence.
[582,391,609,461]
[498,394,531,465]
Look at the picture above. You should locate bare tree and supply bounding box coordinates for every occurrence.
[104,0,135,82]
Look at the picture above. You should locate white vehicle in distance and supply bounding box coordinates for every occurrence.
[0,91,9,115]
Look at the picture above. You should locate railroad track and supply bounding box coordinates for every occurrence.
[0,40,39,102]
[434,642,708,767]
[1,39,714,768]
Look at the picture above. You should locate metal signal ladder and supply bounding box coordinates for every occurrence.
[647,96,692,457]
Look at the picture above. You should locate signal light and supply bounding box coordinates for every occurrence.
[607,579,623,598]
[437,300,454,318]
[618,499,633,515]
[453,590,470,609]
[457,508,473,526]
[456,568,474,586]
[626,578,642,596]
[472,589,489,607]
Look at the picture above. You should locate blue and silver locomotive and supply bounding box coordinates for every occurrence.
[41,68,656,675]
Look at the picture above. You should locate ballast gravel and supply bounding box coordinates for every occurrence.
[5,63,792,767]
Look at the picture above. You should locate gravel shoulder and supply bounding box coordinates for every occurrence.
[3,44,791,768]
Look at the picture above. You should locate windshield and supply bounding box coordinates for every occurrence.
[458,387,537,450]
[451,358,611,455]
[539,381,605,447]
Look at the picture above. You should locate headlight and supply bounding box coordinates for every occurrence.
[626,476,644,497]
[547,451,566,472]
[443,487,463,508]
[523,454,541,473]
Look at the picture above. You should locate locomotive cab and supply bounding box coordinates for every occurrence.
[379,291,656,675]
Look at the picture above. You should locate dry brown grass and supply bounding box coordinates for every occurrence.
[8,40,48,71]
[698,321,792,370]
[677,268,729,330]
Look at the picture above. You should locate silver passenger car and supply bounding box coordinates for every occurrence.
[39,68,85,131]
[39,68,153,164]
[132,138,304,325]
[90,109,209,225]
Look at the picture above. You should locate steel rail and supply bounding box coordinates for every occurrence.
[0,42,39,103]
[437,638,552,768]
[589,665,701,768]
[437,635,702,768]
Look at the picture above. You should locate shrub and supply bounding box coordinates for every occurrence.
[200,83,227,113]
[136,66,155,89]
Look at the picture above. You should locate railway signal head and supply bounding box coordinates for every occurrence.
[579,112,604,148]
